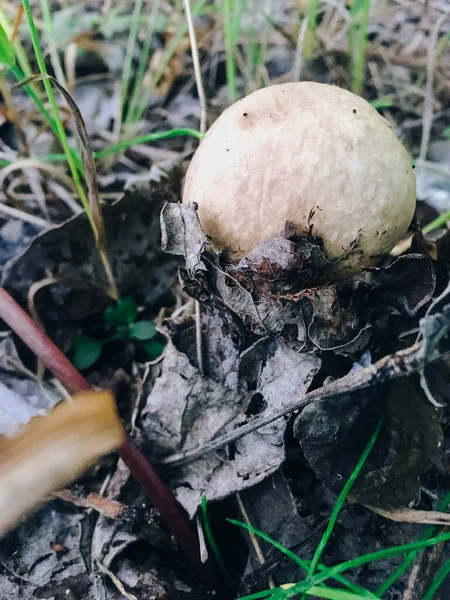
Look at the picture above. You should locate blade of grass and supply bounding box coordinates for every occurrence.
[201,496,228,576]
[118,0,144,132]
[19,73,117,298]
[303,0,319,60]
[423,211,450,235]
[422,558,450,600]
[0,127,204,166]
[267,532,450,596]
[240,585,374,600]
[125,0,161,128]
[297,587,376,600]
[228,521,378,598]
[307,421,383,582]
[0,7,66,149]
[0,22,15,66]
[221,0,240,102]
[40,0,67,86]
[376,491,450,596]
[349,0,371,95]
[21,0,89,222]
[253,1,273,90]
[131,0,207,126]
[0,5,36,85]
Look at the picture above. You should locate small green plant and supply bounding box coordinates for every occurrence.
[72,297,164,370]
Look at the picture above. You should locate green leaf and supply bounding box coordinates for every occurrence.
[73,338,104,370]
[370,95,394,110]
[443,125,450,140]
[141,339,166,360]
[0,23,15,67]
[104,297,137,327]
[130,320,157,341]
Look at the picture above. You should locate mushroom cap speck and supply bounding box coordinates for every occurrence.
[182,82,416,276]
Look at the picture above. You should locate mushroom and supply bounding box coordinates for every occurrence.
[182,82,416,276]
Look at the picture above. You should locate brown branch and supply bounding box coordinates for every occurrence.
[0,288,225,594]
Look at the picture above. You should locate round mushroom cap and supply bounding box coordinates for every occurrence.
[182,82,416,276]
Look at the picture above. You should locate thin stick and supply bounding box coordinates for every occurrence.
[183,0,207,135]
[0,287,224,593]
[0,202,49,228]
[235,492,275,589]
[292,17,309,82]
[419,14,447,161]
[183,0,207,375]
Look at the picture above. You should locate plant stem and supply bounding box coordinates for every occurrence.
[0,287,225,593]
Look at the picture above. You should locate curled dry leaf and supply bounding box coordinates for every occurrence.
[0,389,123,536]
[161,203,373,353]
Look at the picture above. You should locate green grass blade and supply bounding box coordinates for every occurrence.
[221,0,240,102]
[132,0,207,125]
[0,127,203,167]
[0,5,35,82]
[274,532,450,596]
[376,491,450,596]
[0,22,15,66]
[21,0,91,223]
[423,211,450,235]
[422,558,450,600]
[303,0,319,60]
[307,421,383,580]
[301,586,376,600]
[229,521,378,599]
[40,0,67,86]
[349,0,371,95]
[119,0,144,129]
[201,496,228,576]
[126,0,162,127]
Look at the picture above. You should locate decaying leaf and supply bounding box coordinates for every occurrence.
[161,203,375,352]
[0,389,123,536]
[2,173,182,326]
[350,378,443,509]
[0,336,60,436]
[370,254,436,317]
[141,314,320,517]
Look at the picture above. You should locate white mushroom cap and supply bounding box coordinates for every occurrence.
[182,82,416,276]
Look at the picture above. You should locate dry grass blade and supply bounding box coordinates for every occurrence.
[365,505,450,526]
[0,390,124,536]
[183,0,207,375]
[12,74,118,299]
[419,14,448,160]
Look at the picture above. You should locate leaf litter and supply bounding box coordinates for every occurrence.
[2,0,450,597]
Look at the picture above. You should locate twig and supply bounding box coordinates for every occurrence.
[183,0,207,135]
[183,0,207,375]
[292,17,309,82]
[236,492,275,590]
[162,335,447,468]
[0,202,49,228]
[419,14,448,161]
[403,537,447,600]
[0,287,225,593]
